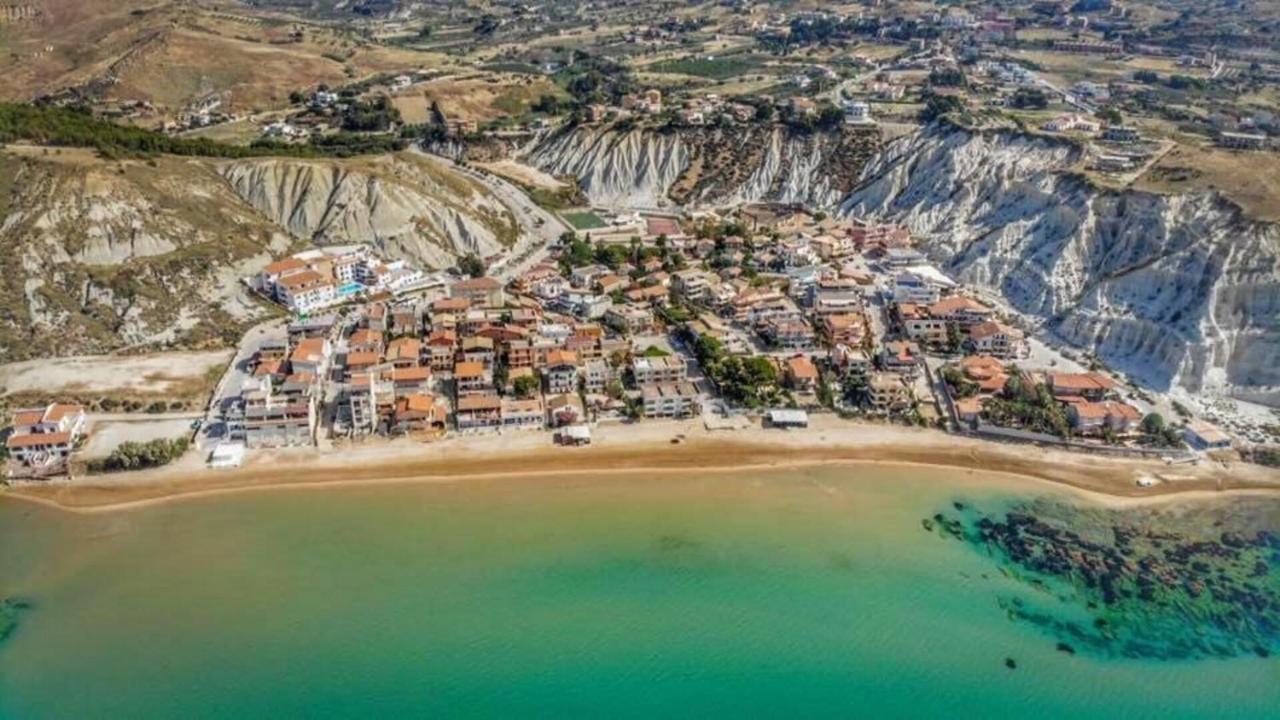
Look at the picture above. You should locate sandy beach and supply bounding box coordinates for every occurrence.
[5,416,1279,514]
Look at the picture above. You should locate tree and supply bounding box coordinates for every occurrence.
[512,375,540,399]
[417,25,434,39]
[1141,412,1165,435]
[458,254,486,278]
[919,93,964,122]
[1096,106,1122,125]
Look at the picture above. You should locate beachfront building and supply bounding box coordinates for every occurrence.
[1067,400,1142,436]
[455,394,502,432]
[641,382,701,419]
[5,403,87,475]
[868,372,913,413]
[1049,372,1115,401]
[543,350,580,395]
[1183,420,1232,450]
[500,397,546,431]
[230,376,317,448]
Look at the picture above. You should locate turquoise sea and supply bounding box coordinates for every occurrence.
[1,466,1277,718]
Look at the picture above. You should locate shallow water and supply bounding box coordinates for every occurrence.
[1,466,1276,719]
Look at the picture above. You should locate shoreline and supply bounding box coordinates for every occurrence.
[5,418,1279,514]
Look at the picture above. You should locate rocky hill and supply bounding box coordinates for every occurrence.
[841,124,1280,402]
[0,148,522,362]
[220,152,519,270]
[523,123,881,209]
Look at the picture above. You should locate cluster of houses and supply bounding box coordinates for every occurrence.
[253,246,432,315]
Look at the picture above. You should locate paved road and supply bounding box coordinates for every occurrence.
[410,147,570,281]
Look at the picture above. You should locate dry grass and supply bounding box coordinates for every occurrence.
[404,73,564,124]
[1134,143,1280,222]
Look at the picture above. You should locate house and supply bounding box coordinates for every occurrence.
[345,373,394,436]
[1183,420,1232,450]
[390,366,432,396]
[460,336,497,367]
[385,337,421,368]
[959,356,1009,394]
[1068,400,1142,435]
[455,393,502,432]
[632,355,687,386]
[546,393,586,427]
[500,397,545,430]
[450,277,505,308]
[929,296,995,328]
[1218,132,1267,151]
[968,321,1026,359]
[5,403,87,472]
[348,328,384,354]
[454,361,493,396]
[426,330,458,371]
[543,350,580,395]
[785,355,819,393]
[760,318,816,351]
[391,394,447,433]
[1103,126,1141,143]
[430,297,471,326]
[582,358,612,395]
[880,341,922,376]
[289,337,331,377]
[896,303,949,346]
[868,372,912,412]
[570,264,609,289]
[230,376,317,447]
[605,305,656,334]
[641,382,701,418]
[1049,372,1115,401]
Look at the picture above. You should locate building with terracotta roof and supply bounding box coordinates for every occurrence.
[392,394,448,433]
[968,321,1026,359]
[455,393,502,432]
[1049,372,1116,401]
[453,361,493,396]
[450,277,505,308]
[6,403,87,473]
[785,355,820,392]
[543,350,580,395]
[500,397,546,430]
[1068,400,1142,435]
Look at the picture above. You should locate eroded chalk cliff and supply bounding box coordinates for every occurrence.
[841,124,1280,401]
[523,123,880,209]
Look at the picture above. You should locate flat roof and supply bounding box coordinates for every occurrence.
[768,409,809,424]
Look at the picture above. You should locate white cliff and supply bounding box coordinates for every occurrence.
[219,152,520,270]
[841,124,1280,401]
[523,123,879,209]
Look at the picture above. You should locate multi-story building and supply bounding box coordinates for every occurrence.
[450,277,505,308]
[455,393,502,432]
[631,355,688,386]
[968,321,1027,359]
[868,372,912,413]
[500,397,545,431]
[641,382,701,419]
[543,350,580,395]
[5,403,87,472]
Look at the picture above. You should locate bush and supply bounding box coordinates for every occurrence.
[87,437,190,474]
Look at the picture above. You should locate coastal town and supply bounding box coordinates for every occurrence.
[4,200,1241,480]
[0,0,1277,486]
